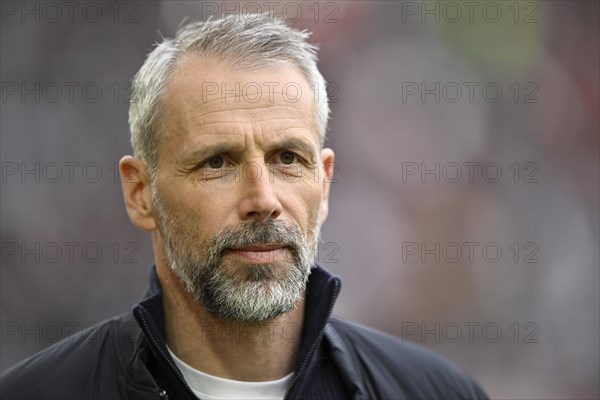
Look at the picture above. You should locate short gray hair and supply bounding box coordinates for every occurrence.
[129,13,329,174]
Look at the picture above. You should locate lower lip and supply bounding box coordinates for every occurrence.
[227,247,286,263]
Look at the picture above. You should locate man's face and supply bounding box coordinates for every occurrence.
[150,57,333,322]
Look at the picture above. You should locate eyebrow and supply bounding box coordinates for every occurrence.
[182,142,246,165]
[181,135,318,165]
[267,136,318,159]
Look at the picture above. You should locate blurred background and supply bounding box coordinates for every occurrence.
[1,1,598,398]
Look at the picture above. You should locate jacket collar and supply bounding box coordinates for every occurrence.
[132,264,342,399]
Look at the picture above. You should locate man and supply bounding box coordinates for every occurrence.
[1,14,488,399]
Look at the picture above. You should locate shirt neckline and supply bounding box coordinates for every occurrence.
[167,346,294,400]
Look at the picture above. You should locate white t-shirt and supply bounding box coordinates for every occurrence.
[167,347,294,400]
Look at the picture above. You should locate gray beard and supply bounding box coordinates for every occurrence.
[153,190,320,322]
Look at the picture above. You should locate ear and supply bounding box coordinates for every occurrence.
[119,156,158,232]
[319,148,335,224]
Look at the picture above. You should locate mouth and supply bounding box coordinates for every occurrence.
[225,243,288,264]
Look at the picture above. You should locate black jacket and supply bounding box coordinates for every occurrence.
[1,265,488,399]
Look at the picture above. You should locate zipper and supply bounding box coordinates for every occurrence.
[136,309,199,400]
[283,278,341,400]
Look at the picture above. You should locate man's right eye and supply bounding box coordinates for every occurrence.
[206,156,225,169]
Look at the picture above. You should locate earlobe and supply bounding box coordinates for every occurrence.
[319,148,335,224]
[119,156,158,232]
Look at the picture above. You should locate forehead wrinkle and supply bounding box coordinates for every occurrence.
[181,125,316,161]
[186,119,319,152]
[167,83,314,124]
[184,89,308,108]
[183,101,312,122]
[189,116,313,128]
[182,107,317,142]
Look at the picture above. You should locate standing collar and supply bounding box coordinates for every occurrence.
[132,264,342,398]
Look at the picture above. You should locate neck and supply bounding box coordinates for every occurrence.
[157,262,305,382]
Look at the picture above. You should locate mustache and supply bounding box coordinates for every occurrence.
[209,220,304,256]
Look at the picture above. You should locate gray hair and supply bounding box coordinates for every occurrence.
[129,13,329,174]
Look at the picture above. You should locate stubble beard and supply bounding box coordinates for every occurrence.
[152,188,321,322]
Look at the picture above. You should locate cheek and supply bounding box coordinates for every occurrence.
[279,178,323,225]
[159,186,224,238]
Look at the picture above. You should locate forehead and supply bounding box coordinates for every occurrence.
[159,56,318,141]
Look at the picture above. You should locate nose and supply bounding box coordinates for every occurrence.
[237,162,282,222]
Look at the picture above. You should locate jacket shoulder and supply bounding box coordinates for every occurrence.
[0,314,135,400]
[327,317,488,399]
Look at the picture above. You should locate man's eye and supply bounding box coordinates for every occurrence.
[206,156,225,169]
[279,152,297,165]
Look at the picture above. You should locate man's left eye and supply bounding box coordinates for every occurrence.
[279,152,297,165]
[206,156,225,169]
